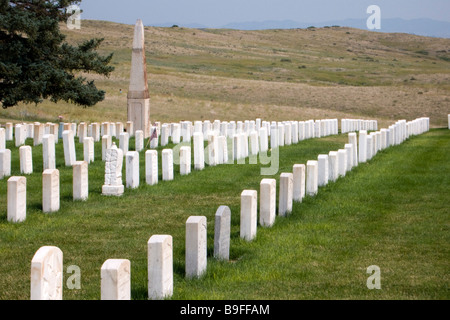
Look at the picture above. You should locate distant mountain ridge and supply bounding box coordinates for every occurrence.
[223,18,450,38]
[150,18,450,38]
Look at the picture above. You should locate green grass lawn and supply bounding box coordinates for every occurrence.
[0,128,448,300]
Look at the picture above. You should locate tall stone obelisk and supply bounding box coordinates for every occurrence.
[127,19,151,138]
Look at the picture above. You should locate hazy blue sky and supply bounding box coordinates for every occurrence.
[80,0,450,27]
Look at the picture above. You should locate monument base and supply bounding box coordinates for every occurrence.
[102,185,124,196]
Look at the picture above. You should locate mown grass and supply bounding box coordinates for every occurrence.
[0,128,448,300]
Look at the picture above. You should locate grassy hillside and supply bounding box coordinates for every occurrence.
[0,20,449,127]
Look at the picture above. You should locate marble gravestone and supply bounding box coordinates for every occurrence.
[102,144,124,196]
[30,246,63,300]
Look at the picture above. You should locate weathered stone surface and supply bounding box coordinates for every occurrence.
[162,149,174,181]
[19,145,33,174]
[73,161,88,201]
[359,130,367,163]
[279,173,293,217]
[119,132,129,155]
[186,216,207,278]
[337,149,347,177]
[148,235,173,300]
[145,150,158,185]
[0,128,5,150]
[293,164,305,202]
[30,246,63,300]
[135,130,144,152]
[328,151,339,182]
[101,259,131,300]
[193,132,205,170]
[260,179,276,227]
[102,135,112,161]
[126,151,139,189]
[348,132,358,167]
[62,130,76,166]
[214,206,231,260]
[180,146,191,176]
[318,154,329,187]
[43,134,56,170]
[0,149,11,179]
[306,160,318,196]
[240,190,257,241]
[83,137,94,164]
[102,144,124,196]
[42,169,60,213]
[7,176,27,223]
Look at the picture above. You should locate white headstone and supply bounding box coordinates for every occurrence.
[279,173,293,217]
[73,161,88,201]
[328,151,339,182]
[208,132,219,166]
[0,149,11,179]
[126,151,139,189]
[62,130,76,166]
[162,149,173,181]
[0,128,5,150]
[172,123,181,144]
[214,206,231,260]
[135,130,144,152]
[185,216,207,278]
[193,132,205,170]
[306,160,318,196]
[366,135,373,161]
[260,179,276,227]
[42,169,60,213]
[30,246,63,300]
[337,149,347,177]
[348,132,358,166]
[180,146,191,176]
[345,143,353,171]
[145,150,158,186]
[119,132,129,155]
[33,123,44,146]
[83,137,94,164]
[5,123,13,141]
[148,235,173,300]
[359,130,367,163]
[19,145,33,174]
[318,155,329,187]
[102,135,112,161]
[293,164,305,202]
[259,127,268,153]
[7,176,26,223]
[92,123,101,142]
[101,259,131,300]
[240,190,257,241]
[15,124,26,147]
[43,134,56,170]
[102,144,124,196]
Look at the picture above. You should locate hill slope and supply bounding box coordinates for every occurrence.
[1,20,449,127]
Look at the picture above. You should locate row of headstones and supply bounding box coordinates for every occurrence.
[5,162,89,223]
[28,210,226,300]
[0,117,430,222]
[27,117,430,299]
[100,118,346,197]
[0,127,146,181]
[341,119,378,134]
[1,120,136,147]
[151,118,340,148]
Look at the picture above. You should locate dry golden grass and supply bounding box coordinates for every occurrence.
[1,20,449,127]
